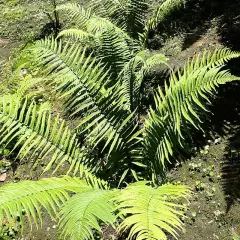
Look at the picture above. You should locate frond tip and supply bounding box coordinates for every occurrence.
[0,177,90,231]
[116,183,190,240]
[59,189,116,240]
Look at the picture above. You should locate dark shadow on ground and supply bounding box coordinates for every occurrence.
[217,2,240,51]
[221,133,240,212]
[149,0,240,51]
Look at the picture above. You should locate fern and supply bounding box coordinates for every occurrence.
[119,50,169,112]
[143,49,240,175]
[0,177,190,240]
[31,38,141,175]
[57,29,95,42]
[140,0,183,45]
[99,27,133,79]
[116,182,190,240]
[56,3,92,30]
[59,189,116,239]
[1,4,240,237]
[0,176,90,230]
[0,96,107,188]
[123,0,148,38]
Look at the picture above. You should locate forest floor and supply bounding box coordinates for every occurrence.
[0,0,240,240]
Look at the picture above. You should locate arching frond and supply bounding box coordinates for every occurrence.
[59,189,116,240]
[87,0,124,20]
[30,38,141,173]
[0,96,108,188]
[56,3,92,30]
[124,0,148,38]
[143,49,240,175]
[119,51,169,112]
[58,29,95,41]
[185,48,240,71]
[116,182,190,240]
[0,176,90,230]
[140,0,183,45]
[99,27,133,79]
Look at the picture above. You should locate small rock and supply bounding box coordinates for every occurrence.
[52,225,57,229]
[214,138,221,145]
[47,227,50,232]
[0,172,7,182]
[205,145,210,150]
[214,210,222,217]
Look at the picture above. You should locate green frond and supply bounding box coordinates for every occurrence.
[58,29,95,41]
[185,48,240,72]
[140,0,183,45]
[56,3,92,30]
[116,182,190,240]
[99,27,133,79]
[30,38,141,172]
[124,0,148,38]
[0,176,90,231]
[59,189,116,240]
[57,2,123,36]
[87,0,124,20]
[0,96,107,188]
[143,49,240,174]
[119,51,169,112]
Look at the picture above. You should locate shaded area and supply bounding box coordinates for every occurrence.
[217,2,240,50]
[221,136,240,212]
[149,0,240,51]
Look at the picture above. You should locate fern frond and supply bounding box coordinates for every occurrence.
[124,0,148,38]
[87,0,123,19]
[116,182,190,240]
[59,189,116,240]
[30,38,141,173]
[0,96,107,188]
[0,176,90,230]
[143,49,240,174]
[140,0,183,45]
[56,3,92,30]
[120,51,169,112]
[185,48,240,71]
[99,27,133,79]
[58,29,95,41]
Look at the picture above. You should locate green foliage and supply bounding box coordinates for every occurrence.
[0,177,190,240]
[116,183,189,240]
[143,49,240,173]
[30,38,143,180]
[57,0,184,45]
[59,189,116,239]
[1,41,239,239]
[0,176,90,230]
[140,0,182,45]
[1,1,240,239]
[0,95,106,188]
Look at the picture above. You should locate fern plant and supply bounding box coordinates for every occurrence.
[0,1,240,239]
[56,0,173,102]
[28,39,240,178]
[57,0,183,46]
[0,38,239,239]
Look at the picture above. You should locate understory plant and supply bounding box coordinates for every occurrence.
[0,0,240,239]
